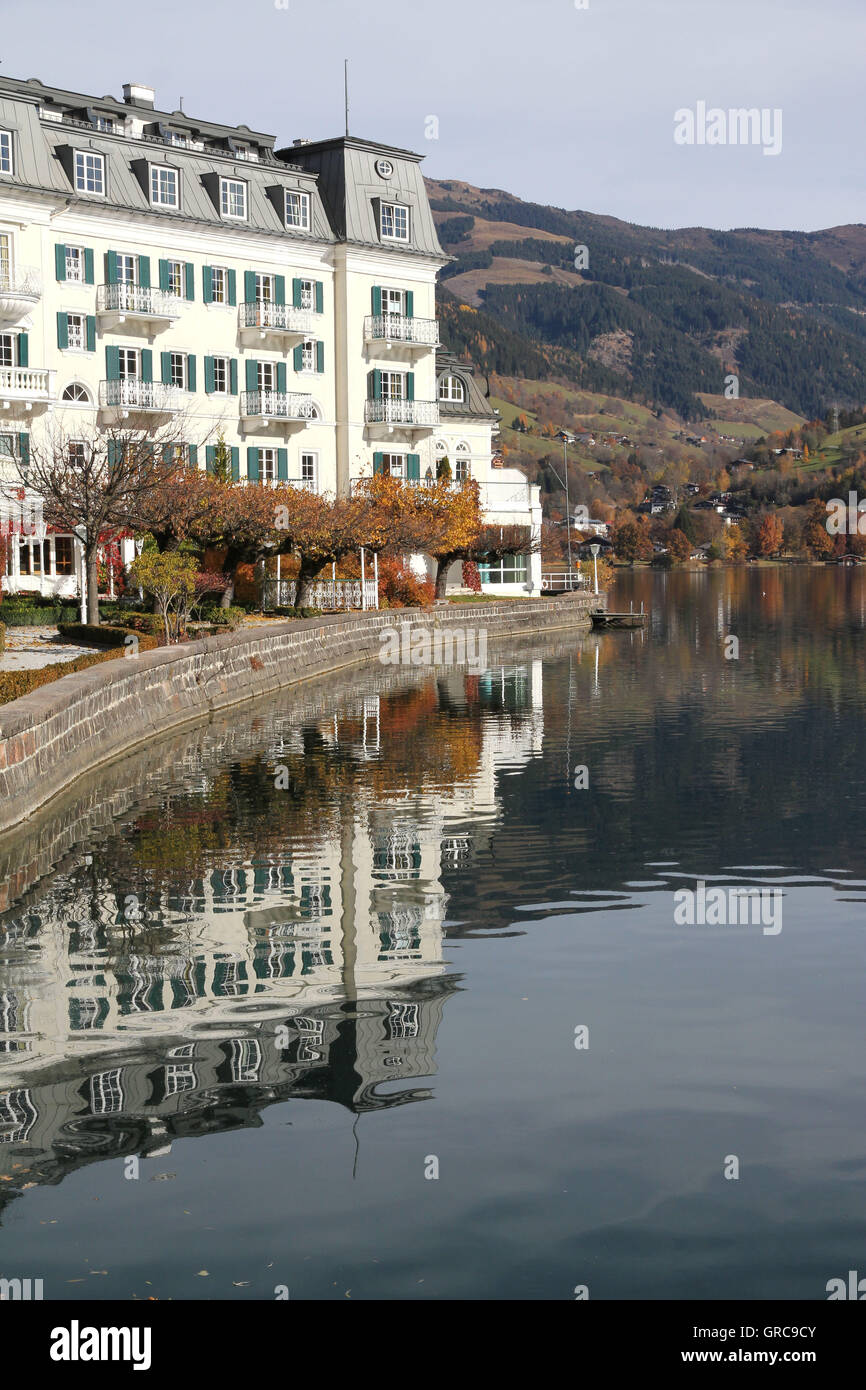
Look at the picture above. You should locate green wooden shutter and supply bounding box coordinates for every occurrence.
[56,312,69,350]
[16,333,28,367]
[406,372,415,401]
[405,290,414,318]
[245,358,258,392]
[202,265,213,303]
[315,281,323,314]
[84,248,94,284]
[186,355,196,392]
[185,262,195,300]
[158,259,170,291]
[407,453,420,481]
[204,357,215,394]
[276,362,287,394]
[55,244,67,281]
[247,447,260,482]
[188,444,198,468]
[160,352,172,385]
[229,359,238,395]
[244,270,256,303]
[316,341,324,374]
[372,286,382,316]
[141,349,153,383]
[206,445,216,473]
[85,315,96,352]
[274,275,285,306]
[105,345,120,380]
[373,451,384,475]
[231,447,240,481]
[138,255,151,289]
[107,440,120,467]
[18,434,30,469]
[227,269,236,306]
[292,278,302,308]
[370,368,382,399]
[105,250,118,284]
[293,344,303,372]
[277,448,288,481]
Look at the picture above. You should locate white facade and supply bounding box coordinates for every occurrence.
[0,75,539,600]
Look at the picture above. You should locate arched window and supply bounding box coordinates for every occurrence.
[455,441,471,483]
[438,374,465,403]
[61,382,91,403]
[435,439,447,456]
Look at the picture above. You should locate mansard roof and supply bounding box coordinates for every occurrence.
[436,349,497,421]
[0,75,334,243]
[279,136,446,259]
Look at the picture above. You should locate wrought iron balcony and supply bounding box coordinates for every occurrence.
[98,378,183,413]
[364,314,439,348]
[0,366,56,408]
[239,301,316,337]
[0,267,42,324]
[96,283,182,324]
[365,398,439,428]
[239,389,315,422]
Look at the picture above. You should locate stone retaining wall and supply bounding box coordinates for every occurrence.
[0,593,603,835]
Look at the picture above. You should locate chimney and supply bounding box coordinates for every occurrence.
[122,82,155,109]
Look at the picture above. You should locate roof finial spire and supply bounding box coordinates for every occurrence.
[344,59,349,138]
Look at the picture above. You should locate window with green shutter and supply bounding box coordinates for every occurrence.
[247,447,260,482]
[55,244,67,282]
[16,333,28,367]
[18,434,30,470]
[105,345,120,380]
[244,270,257,303]
[231,447,240,481]
[141,349,153,383]
[204,357,215,394]
[229,358,238,395]
[405,290,414,318]
[188,444,198,468]
[185,262,195,300]
[227,269,236,306]
[274,276,285,306]
[186,356,196,392]
[206,445,216,473]
[293,344,303,372]
[406,372,415,401]
[105,250,118,284]
[138,255,151,289]
[202,265,213,303]
[161,351,172,386]
[84,249,94,284]
[407,453,420,481]
[369,368,382,400]
[277,448,288,481]
[276,362,287,394]
[316,341,325,374]
[292,278,303,309]
[372,286,382,316]
[245,359,258,392]
[56,312,68,350]
[86,315,96,352]
[315,281,323,314]
[373,451,384,474]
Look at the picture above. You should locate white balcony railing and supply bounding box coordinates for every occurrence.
[98,378,183,412]
[263,578,378,611]
[96,283,182,320]
[239,390,315,421]
[0,366,56,404]
[239,301,316,335]
[0,266,42,323]
[364,314,439,347]
[365,399,439,428]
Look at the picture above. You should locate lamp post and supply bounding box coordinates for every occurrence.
[562,434,573,575]
[590,542,600,597]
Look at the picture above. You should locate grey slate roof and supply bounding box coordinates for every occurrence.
[436,349,497,422]
[0,76,334,243]
[279,137,446,260]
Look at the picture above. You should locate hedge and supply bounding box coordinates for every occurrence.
[57,623,160,649]
[0,605,78,627]
[0,629,158,706]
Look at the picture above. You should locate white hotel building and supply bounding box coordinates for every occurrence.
[0,75,541,599]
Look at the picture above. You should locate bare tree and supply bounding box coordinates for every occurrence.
[22,418,194,625]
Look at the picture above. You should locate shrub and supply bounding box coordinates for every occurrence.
[272,606,323,619]
[376,557,435,608]
[462,560,482,593]
[117,612,167,638]
[0,604,77,626]
[206,605,246,630]
[58,623,159,651]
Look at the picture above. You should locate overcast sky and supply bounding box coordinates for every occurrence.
[2,0,862,232]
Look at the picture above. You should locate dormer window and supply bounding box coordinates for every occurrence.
[150,165,179,209]
[220,176,247,220]
[168,131,188,148]
[380,202,409,242]
[285,190,311,231]
[93,115,117,134]
[74,150,105,195]
[438,374,465,403]
[0,131,11,176]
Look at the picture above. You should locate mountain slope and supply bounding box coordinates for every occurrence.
[428,178,866,421]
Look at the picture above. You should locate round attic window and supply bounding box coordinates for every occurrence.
[375,158,394,179]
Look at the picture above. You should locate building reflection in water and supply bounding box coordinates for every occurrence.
[0,659,546,1205]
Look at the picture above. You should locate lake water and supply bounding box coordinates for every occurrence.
[1,567,864,1300]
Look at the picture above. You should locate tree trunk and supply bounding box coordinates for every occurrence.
[434,555,455,599]
[219,577,235,608]
[86,550,100,626]
[295,558,322,610]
